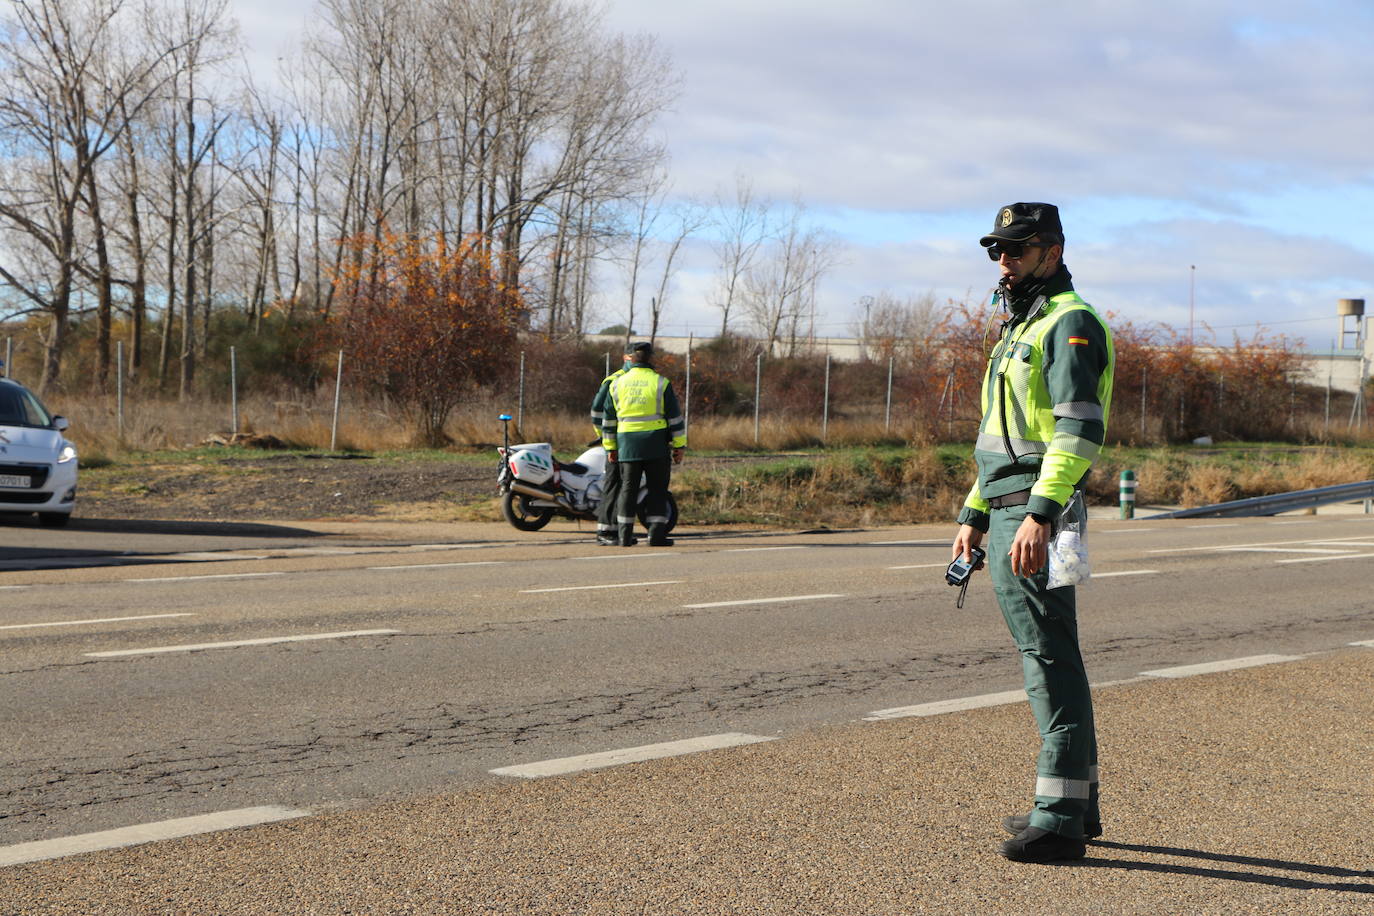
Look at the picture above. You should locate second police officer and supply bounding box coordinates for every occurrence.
[601,341,686,547]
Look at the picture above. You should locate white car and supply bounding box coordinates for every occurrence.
[0,377,77,527]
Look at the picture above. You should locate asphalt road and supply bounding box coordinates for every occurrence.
[1,513,1372,912]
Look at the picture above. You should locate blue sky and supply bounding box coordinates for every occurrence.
[240,0,1374,347]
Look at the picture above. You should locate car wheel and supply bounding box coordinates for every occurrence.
[38,512,70,528]
[501,490,554,531]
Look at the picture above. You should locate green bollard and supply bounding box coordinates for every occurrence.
[1119,469,1137,519]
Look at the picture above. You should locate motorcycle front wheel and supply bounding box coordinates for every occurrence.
[502,490,555,531]
[636,491,678,534]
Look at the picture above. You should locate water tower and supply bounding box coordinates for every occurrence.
[1338,298,1365,350]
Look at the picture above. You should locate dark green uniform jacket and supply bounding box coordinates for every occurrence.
[957,268,1115,530]
[601,365,687,462]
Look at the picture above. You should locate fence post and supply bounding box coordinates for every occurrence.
[822,353,831,442]
[1119,469,1137,520]
[230,345,239,436]
[330,350,344,452]
[885,356,894,431]
[685,333,693,434]
[754,352,762,446]
[518,350,526,429]
[116,340,125,441]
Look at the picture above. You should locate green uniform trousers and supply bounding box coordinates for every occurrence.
[616,455,671,544]
[988,504,1100,839]
[595,459,622,537]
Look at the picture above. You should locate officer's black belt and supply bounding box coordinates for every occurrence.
[986,489,1032,509]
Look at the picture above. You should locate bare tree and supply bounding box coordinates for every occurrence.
[709,173,767,339]
[742,199,840,356]
[853,291,941,363]
[0,0,181,391]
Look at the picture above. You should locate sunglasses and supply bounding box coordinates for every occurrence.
[985,241,1044,261]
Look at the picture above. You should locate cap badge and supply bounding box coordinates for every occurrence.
[999,208,1014,227]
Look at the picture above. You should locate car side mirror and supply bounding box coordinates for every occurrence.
[53,416,69,431]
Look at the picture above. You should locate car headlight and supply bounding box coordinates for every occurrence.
[57,445,77,464]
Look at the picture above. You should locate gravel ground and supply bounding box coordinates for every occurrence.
[2,649,1369,914]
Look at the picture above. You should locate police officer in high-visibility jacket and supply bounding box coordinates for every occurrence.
[601,341,686,547]
[950,202,1114,864]
[589,350,633,546]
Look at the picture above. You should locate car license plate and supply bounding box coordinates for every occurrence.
[0,474,31,488]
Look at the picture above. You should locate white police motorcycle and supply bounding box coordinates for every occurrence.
[495,413,678,533]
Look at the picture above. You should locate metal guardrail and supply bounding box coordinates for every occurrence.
[1146,480,1374,519]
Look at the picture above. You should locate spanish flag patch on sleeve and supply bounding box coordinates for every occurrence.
[1067,336,1089,346]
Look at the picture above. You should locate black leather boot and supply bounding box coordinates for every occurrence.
[998,826,1086,863]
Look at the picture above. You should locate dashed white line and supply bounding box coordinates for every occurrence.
[0,806,310,867]
[1220,547,1350,554]
[571,552,674,561]
[865,690,1025,721]
[1351,640,1374,648]
[521,580,682,593]
[367,561,503,570]
[490,733,776,779]
[125,572,287,583]
[682,593,843,609]
[1140,654,1303,678]
[0,585,30,591]
[1091,570,1160,579]
[84,629,400,658]
[0,613,195,631]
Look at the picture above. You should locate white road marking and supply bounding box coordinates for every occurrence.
[1272,520,1318,525]
[84,629,400,658]
[682,593,843,609]
[0,806,310,867]
[1276,553,1374,564]
[887,562,948,570]
[1186,523,1239,528]
[869,539,946,546]
[1220,547,1351,554]
[865,690,1025,721]
[1091,570,1160,578]
[490,733,776,779]
[367,561,503,570]
[1351,640,1374,648]
[1140,654,1303,679]
[572,552,674,561]
[0,585,30,591]
[1151,536,1357,554]
[722,546,808,553]
[0,613,195,632]
[126,572,286,583]
[1308,540,1374,548]
[521,580,682,593]
[1099,527,1161,533]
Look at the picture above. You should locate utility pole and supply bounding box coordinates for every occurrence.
[1188,264,1196,346]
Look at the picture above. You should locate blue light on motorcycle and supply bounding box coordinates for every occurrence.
[498,414,512,421]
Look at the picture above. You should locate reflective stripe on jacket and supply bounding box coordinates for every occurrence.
[590,366,628,436]
[958,290,1114,529]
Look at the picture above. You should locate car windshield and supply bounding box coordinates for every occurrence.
[0,385,54,427]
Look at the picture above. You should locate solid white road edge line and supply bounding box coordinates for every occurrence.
[1140,654,1303,679]
[490,733,777,779]
[0,613,195,631]
[0,806,310,868]
[1351,640,1374,647]
[682,594,844,609]
[126,572,287,583]
[521,580,683,593]
[84,629,400,658]
[367,561,503,570]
